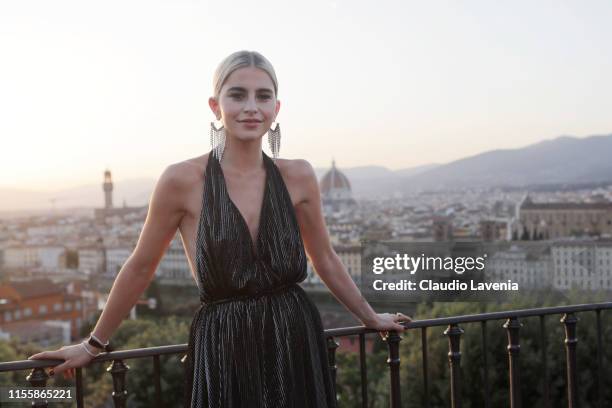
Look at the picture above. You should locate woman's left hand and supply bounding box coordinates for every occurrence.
[361,312,412,340]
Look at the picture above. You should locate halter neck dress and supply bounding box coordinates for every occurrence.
[183,149,337,408]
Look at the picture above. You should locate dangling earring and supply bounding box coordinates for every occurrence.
[210,121,226,162]
[268,122,281,160]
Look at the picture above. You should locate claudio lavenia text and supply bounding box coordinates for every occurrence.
[372,279,520,291]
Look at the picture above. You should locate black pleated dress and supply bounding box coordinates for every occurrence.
[183,149,338,408]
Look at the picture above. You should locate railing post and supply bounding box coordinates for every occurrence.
[444,324,464,408]
[75,367,85,408]
[153,355,162,408]
[384,330,402,408]
[421,327,430,408]
[326,336,340,394]
[503,317,522,408]
[540,315,551,408]
[358,333,369,408]
[26,367,49,408]
[481,321,491,408]
[107,359,129,408]
[595,310,603,408]
[561,313,579,408]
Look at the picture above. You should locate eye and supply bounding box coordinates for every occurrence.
[229,93,244,100]
[258,94,272,100]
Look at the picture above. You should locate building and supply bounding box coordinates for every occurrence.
[432,215,453,242]
[0,278,84,341]
[156,233,192,283]
[515,193,612,240]
[551,240,612,291]
[2,245,39,269]
[304,244,361,286]
[27,222,77,238]
[320,159,357,214]
[479,219,509,242]
[78,244,106,276]
[94,169,145,224]
[336,244,361,279]
[486,243,552,289]
[483,239,612,292]
[0,320,71,347]
[105,246,132,278]
[325,219,362,245]
[2,245,66,272]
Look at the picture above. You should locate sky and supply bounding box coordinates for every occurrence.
[1,0,611,191]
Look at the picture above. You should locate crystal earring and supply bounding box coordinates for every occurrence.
[267,122,281,160]
[210,121,226,162]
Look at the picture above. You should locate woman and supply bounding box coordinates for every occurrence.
[29,50,411,407]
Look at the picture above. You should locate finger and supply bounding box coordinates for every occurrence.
[52,361,72,376]
[29,351,62,360]
[395,313,412,322]
[385,325,406,333]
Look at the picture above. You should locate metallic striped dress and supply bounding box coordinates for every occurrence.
[183,149,337,407]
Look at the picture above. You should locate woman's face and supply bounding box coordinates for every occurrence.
[209,66,280,143]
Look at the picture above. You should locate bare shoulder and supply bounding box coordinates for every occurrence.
[274,157,318,205]
[156,153,211,208]
[165,153,211,185]
[275,157,314,178]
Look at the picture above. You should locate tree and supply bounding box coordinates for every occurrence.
[521,226,530,241]
[65,249,79,268]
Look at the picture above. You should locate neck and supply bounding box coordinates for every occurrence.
[219,136,265,175]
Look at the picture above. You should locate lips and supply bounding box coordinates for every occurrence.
[239,120,262,123]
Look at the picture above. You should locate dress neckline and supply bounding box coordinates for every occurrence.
[213,150,271,259]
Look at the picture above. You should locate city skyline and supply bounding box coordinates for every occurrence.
[2,1,612,190]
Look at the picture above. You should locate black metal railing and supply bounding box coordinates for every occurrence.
[1,302,610,407]
[323,302,612,408]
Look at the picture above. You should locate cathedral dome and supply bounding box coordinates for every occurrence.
[320,159,351,194]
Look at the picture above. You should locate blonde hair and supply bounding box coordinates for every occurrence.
[212,50,278,99]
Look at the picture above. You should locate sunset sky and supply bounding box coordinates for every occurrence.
[1,0,611,191]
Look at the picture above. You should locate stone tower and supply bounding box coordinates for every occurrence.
[103,169,113,209]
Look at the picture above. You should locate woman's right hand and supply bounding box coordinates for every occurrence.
[27,343,98,380]
[362,312,412,340]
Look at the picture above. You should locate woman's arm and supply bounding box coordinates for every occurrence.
[292,160,410,333]
[90,163,188,343]
[29,163,189,378]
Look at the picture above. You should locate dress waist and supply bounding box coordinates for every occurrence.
[200,282,300,307]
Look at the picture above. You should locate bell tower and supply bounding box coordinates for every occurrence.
[103,169,113,209]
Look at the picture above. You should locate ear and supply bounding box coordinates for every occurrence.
[208,97,221,120]
[274,99,281,121]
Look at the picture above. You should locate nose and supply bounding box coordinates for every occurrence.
[243,95,258,113]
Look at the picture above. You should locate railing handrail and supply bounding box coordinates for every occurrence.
[1,301,610,372]
[325,301,612,336]
[0,344,188,372]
